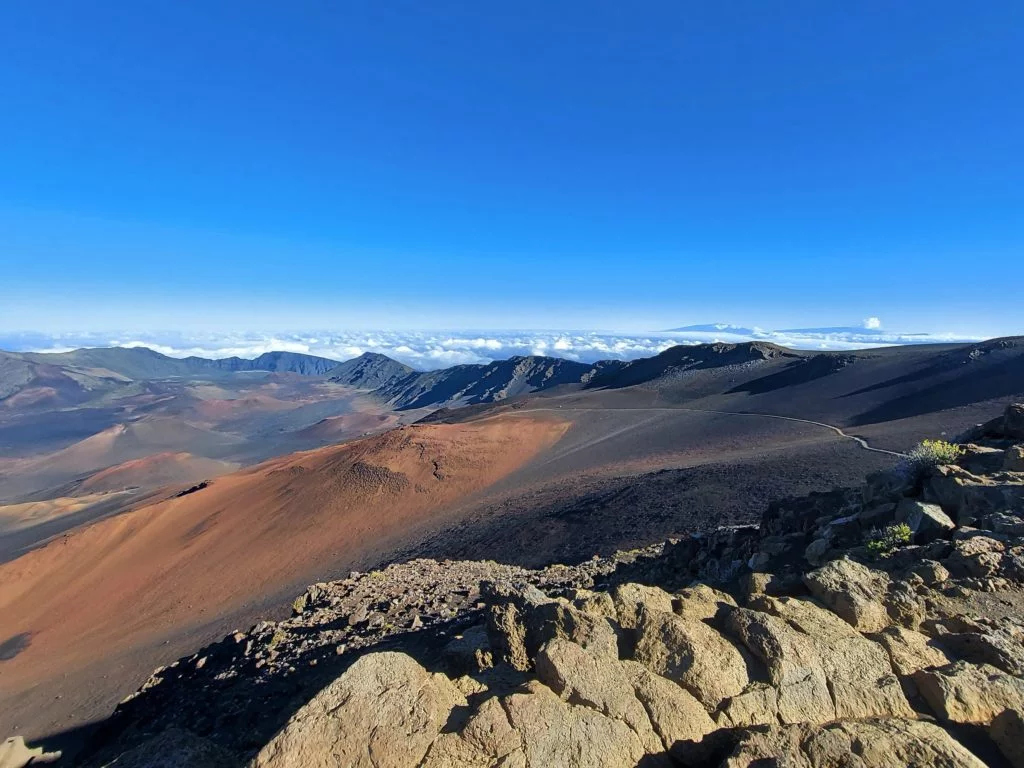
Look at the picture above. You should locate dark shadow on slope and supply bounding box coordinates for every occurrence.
[850,354,1024,427]
[727,354,858,395]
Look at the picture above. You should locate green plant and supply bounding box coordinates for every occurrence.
[865,523,913,555]
[898,438,963,480]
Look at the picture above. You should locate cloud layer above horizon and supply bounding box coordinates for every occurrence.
[0,324,991,370]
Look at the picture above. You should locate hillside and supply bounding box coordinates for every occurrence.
[329,352,608,409]
[22,347,343,380]
[63,403,1024,767]
[0,414,570,729]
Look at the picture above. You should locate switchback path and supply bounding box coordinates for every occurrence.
[493,405,907,459]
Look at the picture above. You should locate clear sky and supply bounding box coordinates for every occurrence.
[1,2,1021,334]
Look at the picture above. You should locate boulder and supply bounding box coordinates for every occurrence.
[1006,403,1024,439]
[882,580,925,630]
[535,638,662,753]
[740,571,802,601]
[926,467,1024,526]
[1005,445,1024,472]
[612,583,675,629]
[569,588,618,621]
[804,538,831,566]
[863,469,913,505]
[939,623,1024,676]
[483,581,618,670]
[991,512,1024,536]
[914,661,1024,724]
[622,660,717,750]
[908,559,950,587]
[752,596,913,720]
[959,444,1006,475]
[442,624,493,676]
[870,625,953,677]
[895,499,955,543]
[501,680,647,767]
[858,502,897,528]
[724,607,835,724]
[991,709,1024,768]
[716,684,781,728]
[420,696,523,768]
[803,558,891,632]
[946,536,1005,579]
[673,583,737,621]
[0,737,60,768]
[632,607,750,710]
[252,652,464,768]
[722,718,987,768]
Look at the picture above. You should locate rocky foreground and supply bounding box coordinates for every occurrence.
[19,404,1024,767]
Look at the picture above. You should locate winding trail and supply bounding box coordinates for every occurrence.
[496,405,907,458]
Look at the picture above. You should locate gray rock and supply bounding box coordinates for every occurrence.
[1005,445,1024,472]
[1005,403,1024,439]
[804,538,830,566]
[895,499,955,543]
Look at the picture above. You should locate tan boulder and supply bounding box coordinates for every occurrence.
[633,607,750,710]
[753,596,913,720]
[803,558,891,632]
[722,718,987,768]
[914,661,1024,725]
[536,638,662,753]
[621,660,717,749]
[613,583,675,629]
[0,737,60,768]
[725,607,835,724]
[870,625,953,677]
[673,584,737,621]
[484,581,618,670]
[716,684,781,728]
[420,697,523,768]
[991,709,1024,768]
[251,652,464,768]
[502,680,647,767]
[569,588,619,621]
[947,535,1005,579]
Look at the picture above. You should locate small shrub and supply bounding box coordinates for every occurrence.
[898,439,963,480]
[865,523,912,555]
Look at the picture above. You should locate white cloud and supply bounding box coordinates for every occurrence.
[8,324,989,372]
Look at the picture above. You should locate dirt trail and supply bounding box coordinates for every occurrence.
[488,406,906,458]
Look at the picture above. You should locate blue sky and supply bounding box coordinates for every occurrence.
[1,2,1021,335]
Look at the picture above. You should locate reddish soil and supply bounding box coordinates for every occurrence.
[0,414,569,708]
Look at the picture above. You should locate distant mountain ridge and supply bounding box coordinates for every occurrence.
[329,353,622,409]
[22,346,343,379]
